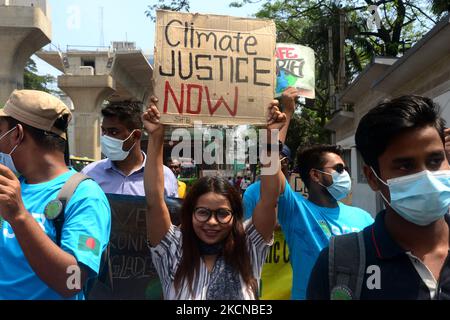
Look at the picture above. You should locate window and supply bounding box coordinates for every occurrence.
[82,59,96,70]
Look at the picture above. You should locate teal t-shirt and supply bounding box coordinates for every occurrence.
[0,169,111,300]
[243,180,374,300]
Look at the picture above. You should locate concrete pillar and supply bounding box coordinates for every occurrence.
[58,75,115,160]
[0,5,51,105]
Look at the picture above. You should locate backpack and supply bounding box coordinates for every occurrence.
[44,172,113,298]
[328,232,366,300]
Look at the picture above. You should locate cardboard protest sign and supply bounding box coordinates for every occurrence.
[87,194,182,300]
[276,43,315,99]
[154,10,276,126]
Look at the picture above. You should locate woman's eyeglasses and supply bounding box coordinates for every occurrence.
[193,207,233,224]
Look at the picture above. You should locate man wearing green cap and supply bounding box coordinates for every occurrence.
[0,90,111,300]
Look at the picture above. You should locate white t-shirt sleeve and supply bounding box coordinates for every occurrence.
[244,220,273,279]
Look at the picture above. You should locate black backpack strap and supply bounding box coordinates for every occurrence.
[328,231,366,300]
[52,173,91,246]
[93,245,113,289]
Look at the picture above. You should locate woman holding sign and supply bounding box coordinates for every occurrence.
[143,97,285,300]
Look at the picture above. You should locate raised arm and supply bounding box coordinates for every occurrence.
[252,101,286,241]
[143,97,172,246]
[279,87,299,143]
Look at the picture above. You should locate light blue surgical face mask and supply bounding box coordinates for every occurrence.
[0,126,19,175]
[371,167,450,226]
[317,169,352,201]
[100,130,136,161]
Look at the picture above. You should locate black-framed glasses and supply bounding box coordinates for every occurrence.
[321,164,349,174]
[193,207,233,224]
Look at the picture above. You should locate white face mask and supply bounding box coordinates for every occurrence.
[100,131,136,161]
[317,169,352,201]
[0,126,20,175]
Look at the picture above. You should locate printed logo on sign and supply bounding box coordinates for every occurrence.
[275,43,315,98]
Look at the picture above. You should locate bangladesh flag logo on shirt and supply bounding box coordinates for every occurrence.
[78,235,100,256]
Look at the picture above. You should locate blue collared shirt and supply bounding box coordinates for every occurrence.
[81,152,179,197]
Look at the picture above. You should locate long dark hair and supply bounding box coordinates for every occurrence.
[173,176,258,297]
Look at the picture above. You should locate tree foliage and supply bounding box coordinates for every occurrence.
[146,0,190,21]
[429,0,450,18]
[24,58,56,93]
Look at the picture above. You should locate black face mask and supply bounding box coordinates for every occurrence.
[197,239,224,256]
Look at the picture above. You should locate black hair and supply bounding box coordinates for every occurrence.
[3,117,66,153]
[296,144,343,187]
[101,101,143,131]
[355,95,445,173]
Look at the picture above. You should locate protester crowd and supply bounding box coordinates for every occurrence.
[1,85,450,300]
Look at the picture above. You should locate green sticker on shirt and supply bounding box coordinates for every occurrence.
[318,220,332,238]
[78,235,100,256]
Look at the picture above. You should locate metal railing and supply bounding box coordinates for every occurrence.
[66,45,112,52]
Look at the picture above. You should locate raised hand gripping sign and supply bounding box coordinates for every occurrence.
[153,10,276,126]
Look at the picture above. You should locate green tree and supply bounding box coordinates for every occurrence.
[24,58,56,93]
[146,0,190,21]
[430,0,450,18]
[285,107,330,157]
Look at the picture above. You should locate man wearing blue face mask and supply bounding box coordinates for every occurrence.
[308,95,450,300]
[81,101,178,197]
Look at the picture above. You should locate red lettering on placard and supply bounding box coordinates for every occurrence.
[163,80,239,117]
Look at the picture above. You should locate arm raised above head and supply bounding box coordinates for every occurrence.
[252,100,287,242]
[143,97,172,247]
